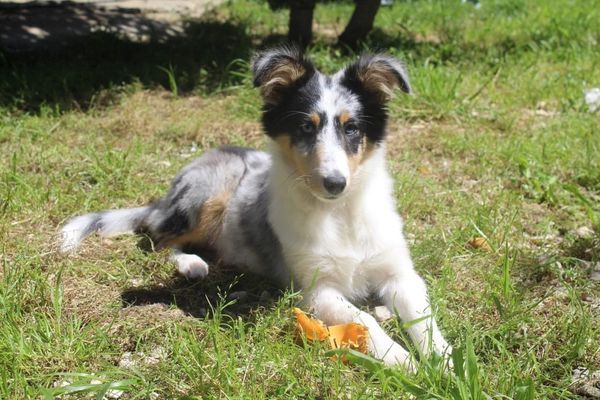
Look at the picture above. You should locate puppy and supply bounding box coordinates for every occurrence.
[62,47,451,368]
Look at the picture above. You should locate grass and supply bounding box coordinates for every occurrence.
[1,0,599,398]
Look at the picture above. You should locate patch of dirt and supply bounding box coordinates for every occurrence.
[0,0,223,52]
[62,274,120,323]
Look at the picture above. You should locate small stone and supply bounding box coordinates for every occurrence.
[580,292,594,302]
[150,392,160,400]
[106,389,124,399]
[52,379,71,388]
[462,179,478,189]
[373,306,393,322]
[90,379,102,385]
[553,286,569,300]
[118,352,136,369]
[227,291,248,302]
[572,366,589,382]
[575,226,594,239]
[144,346,167,366]
[590,263,600,282]
[129,277,144,287]
[584,88,600,112]
[571,368,600,398]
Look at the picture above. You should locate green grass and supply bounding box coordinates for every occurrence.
[1,0,599,398]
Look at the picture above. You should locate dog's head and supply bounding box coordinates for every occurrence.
[252,47,411,201]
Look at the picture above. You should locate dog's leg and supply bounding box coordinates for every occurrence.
[170,249,209,279]
[379,270,451,359]
[308,286,413,369]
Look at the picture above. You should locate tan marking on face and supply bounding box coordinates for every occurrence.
[274,135,323,194]
[310,112,320,127]
[162,191,230,249]
[339,111,351,125]
[339,111,363,185]
[275,135,315,176]
[347,135,366,175]
[347,136,378,176]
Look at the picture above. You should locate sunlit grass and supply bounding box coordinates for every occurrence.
[0,0,598,398]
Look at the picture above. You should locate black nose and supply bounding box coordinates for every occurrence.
[323,174,347,195]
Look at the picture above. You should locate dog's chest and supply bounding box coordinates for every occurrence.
[275,200,403,296]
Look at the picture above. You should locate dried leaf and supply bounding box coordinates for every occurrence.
[468,237,492,252]
[417,165,431,175]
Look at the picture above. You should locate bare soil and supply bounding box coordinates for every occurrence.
[0,0,223,52]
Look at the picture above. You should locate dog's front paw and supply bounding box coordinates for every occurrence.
[175,254,209,279]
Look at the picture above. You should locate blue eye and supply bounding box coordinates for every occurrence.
[344,122,359,135]
[300,122,315,134]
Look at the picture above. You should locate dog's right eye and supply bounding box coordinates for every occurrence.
[300,122,315,134]
[344,122,359,136]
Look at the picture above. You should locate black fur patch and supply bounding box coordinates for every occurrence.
[219,146,251,158]
[261,72,323,150]
[344,130,363,154]
[340,72,389,144]
[158,209,190,235]
[169,184,191,204]
[340,55,411,144]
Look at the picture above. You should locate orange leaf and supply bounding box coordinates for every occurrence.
[293,307,328,341]
[468,236,492,252]
[327,323,369,354]
[293,308,369,358]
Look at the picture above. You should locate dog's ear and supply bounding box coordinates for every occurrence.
[342,54,411,103]
[252,46,314,104]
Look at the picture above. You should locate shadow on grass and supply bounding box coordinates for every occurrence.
[120,264,282,319]
[509,231,599,301]
[0,5,254,112]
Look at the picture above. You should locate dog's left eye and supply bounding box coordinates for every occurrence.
[300,122,315,134]
[344,122,359,136]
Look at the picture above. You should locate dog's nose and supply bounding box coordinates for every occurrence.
[323,174,347,195]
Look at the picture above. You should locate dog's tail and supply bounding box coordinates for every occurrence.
[60,206,151,253]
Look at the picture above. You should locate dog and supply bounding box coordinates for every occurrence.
[61,46,451,369]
